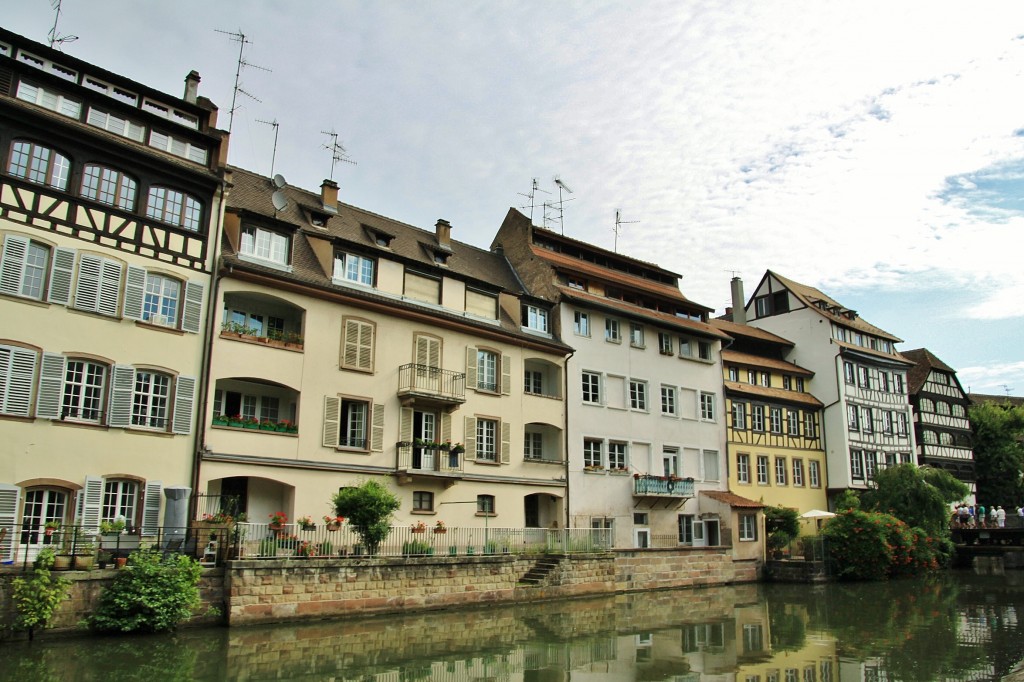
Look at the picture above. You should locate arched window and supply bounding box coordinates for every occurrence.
[146,186,203,231]
[81,164,137,210]
[7,140,70,190]
[922,430,938,444]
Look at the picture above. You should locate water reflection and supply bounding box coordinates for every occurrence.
[5,572,1024,681]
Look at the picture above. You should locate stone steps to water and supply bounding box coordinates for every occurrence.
[519,554,564,585]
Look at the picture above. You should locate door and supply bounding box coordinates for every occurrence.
[704,519,721,546]
[21,488,68,560]
[524,495,540,528]
[413,410,436,470]
[662,449,678,477]
[634,528,651,548]
[692,520,707,547]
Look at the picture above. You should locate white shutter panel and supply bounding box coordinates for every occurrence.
[464,416,477,461]
[0,234,28,297]
[181,280,204,333]
[47,246,75,305]
[77,476,103,535]
[500,421,511,464]
[171,376,196,435]
[142,481,162,534]
[500,354,511,396]
[323,396,340,448]
[123,265,146,320]
[0,483,20,562]
[107,364,135,428]
[465,347,477,390]
[73,252,102,311]
[341,319,359,368]
[415,335,430,367]
[0,346,37,417]
[97,258,122,317]
[36,352,65,419]
[370,403,384,452]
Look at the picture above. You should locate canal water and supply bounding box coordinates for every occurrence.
[5,569,1024,681]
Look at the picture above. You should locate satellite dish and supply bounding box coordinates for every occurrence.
[271,190,288,212]
[273,174,287,189]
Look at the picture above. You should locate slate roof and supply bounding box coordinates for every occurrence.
[902,348,958,394]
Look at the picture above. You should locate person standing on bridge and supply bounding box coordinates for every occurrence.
[997,506,1006,528]
[978,504,987,528]
[990,507,998,527]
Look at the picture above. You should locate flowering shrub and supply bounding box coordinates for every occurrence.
[268,511,288,525]
[822,509,946,580]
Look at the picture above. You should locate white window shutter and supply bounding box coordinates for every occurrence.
[172,376,196,435]
[107,364,135,428]
[464,416,477,460]
[341,319,360,368]
[74,253,102,312]
[97,258,123,317]
[77,476,103,535]
[357,321,374,370]
[0,483,20,562]
[501,354,511,395]
[0,345,37,417]
[47,247,75,305]
[370,403,384,452]
[322,396,340,448]
[465,347,477,389]
[123,266,146,321]
[142,481,162,534]
[500,421,511,464]
[400,407,413,443]
[0,234,28,297]
[36,352,65,420]
[181,280,204,333]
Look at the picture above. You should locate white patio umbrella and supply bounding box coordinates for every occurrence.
[800,509,836,519]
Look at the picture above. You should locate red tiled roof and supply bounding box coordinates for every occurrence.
[702,490,765,509]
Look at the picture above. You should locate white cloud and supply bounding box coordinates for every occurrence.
[958,361,1024,396]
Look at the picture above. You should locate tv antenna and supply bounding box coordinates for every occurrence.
[517,178,549,223]
[613,210,639,253]
[551,177,575,235]
[47,0,78,50]
[215,29,271,133]
[1002,384,1014,397]
[255,118,280,177]
[321,130,356,181]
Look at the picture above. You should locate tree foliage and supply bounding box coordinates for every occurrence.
[332,479,401,554]
[822,509,944,580]
[971,401,1024,506]
[764,506,801,552]
[860,463,966,535]
[87,549,202,633]
[11,548,71,640]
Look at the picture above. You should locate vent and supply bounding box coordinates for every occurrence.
[0,66,13,97]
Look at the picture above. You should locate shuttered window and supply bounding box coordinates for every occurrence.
[0,345,37,417]
[404,271,440,304]
[341,318,375,372]
[465,289,497,319]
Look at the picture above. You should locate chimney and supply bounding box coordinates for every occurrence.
[435,219,452,250]
[731,276,747,325]
[183,70,201,104]
[320,179,339,214]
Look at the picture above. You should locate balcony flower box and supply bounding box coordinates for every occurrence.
[260,420,277,431]
[212,415,229,427]
[242,418,260,430]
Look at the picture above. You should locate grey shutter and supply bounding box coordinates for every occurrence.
[123,265,146,321]
[500,421,511,464]
[46,247,75,305]
[500,354,511,395]
[465,347,477,390]
[464,416,476,461]
[181,280,203,333]
[441,411,451,443]
[107,364,135,427]
[0,233,28,297]
[77,476,103,534]
[0,346,37,417]
[0,483,20,562]
[142,481,162,534]
[36,352,65,419]
[171,375,196,435]
[370,403,384,452]
[323,396,340,448]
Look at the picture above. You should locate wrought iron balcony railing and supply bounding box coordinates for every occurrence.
[633,475,695,498]
[397,364,466,405]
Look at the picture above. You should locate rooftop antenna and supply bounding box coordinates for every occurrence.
[215,29,271,133]
[553,177,575,235]
[255,118,280,177]
[517,178,550,223]
[1002,384,1014,397]
[613,209,639,253]
[321,129,356,181]
[47,0,78,50]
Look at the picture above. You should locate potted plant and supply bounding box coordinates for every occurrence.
[99,518,126,535]
[276,419,293,433]
[268,511,287,531]
[434,520,447,534]
[297,515,315,531]
[410,521,427,534]
[228,414,245,428]
[296,540,315,558]
[260,419,277,431]
[44,520,61,536]
[73,542,96,570]
[323,515,344,531]
[242,416,261,430]
[211,414,229,427]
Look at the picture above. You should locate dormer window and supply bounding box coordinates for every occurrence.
[568,276,587,290]
[523,304,549,333]
[240,225,290,269]
[432,251,450,265]
[16,81,81,119]
[333,251,374,286]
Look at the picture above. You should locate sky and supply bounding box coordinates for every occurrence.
[5,1,1024,395]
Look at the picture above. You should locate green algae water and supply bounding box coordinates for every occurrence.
[4,570,1024,681]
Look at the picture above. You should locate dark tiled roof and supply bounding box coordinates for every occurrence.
[721,350,814,377]
[835,340,913,366]
[702,490,765,509]
[902,348,958,395]
[557,286,730,340]
[723,381,824,408]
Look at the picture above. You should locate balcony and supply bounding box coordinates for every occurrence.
[633,475,695,509]
[395,442,464,484]
[397,364,466,410]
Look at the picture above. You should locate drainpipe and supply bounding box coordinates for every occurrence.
[562,348,574,530]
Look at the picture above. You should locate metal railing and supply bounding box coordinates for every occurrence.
[397,363,466,402]
[633,475,695,497]
[9,526,203,573]
[396,444,464,473]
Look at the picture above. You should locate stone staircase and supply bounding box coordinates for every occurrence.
[518,554,564,586]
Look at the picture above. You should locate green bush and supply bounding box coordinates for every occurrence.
[333,480,401,554]
[401,540,433,556]
[822,509,895,580]
[87,549,202,633]
[12,548,71,640]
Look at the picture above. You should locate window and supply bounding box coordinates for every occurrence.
[858,365,870,388]
[757,455,769,485]
[897,412,908,436]
[678,514,696,544]
[605,318,620,342]
[630,323,645,348]
[629,380,647,411]
[8,141,70,190]
[476,418,498,461]
[477,494,495,515]
[476,350,498,392]
[102,480,138,523]
[783,375,792,390]
[792,459,804,486]
[131,370,170,429]
[760,372,770,387]
[920,397,934,412]
[16,81,81,118]
[796,377,804,392]
[739,514,758,541]
[882,411,893,434]
[583,438,603,468]
[844,361,855,384]
[787,410,800,436]
[732,401,747,430]
[769,407,782,433]
[661,385,677,415]
[864,451,877,480]
[747,370,757,385]
[879,372,890,392]
[240,225,289,266]
[146,187,203,231]
[141,273,180,327]
[737,453,750,484]
[148,130,207,164]
[80,164,137,210]
[936,401,951,415]
[62,359,107,422]
[341,318,375,372]
[413,491,434,512]
[698,341,712,360]
[658,333,673,354]
[333,252,375,286]
[700,392,715,421]
[573,311,590,336]
[809,460,821,488]
[0,235,51,301]
[524,370,543,395]
[340,399,369,448]
[523,305,549,333]
[774,457,787,485]
[862,407,873,434]
[0,344,37,417]
[804,411,816,438]
[524,430,543,459]
[678,337,692,357]
[893,374,904,393]
[728,367,739,382]
[567,276,586,289]
[703,450,719,481]
[850,449,864,479]
[465,289,497,319]
[608,441,627,470]
[847,404,859,431]
[922,429,937,444]
[751,405,765,431]
[940,432,954,445]
[86,107,145,141]
[952,403,966,418]
[582,371,601,404]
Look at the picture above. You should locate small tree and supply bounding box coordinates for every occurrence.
[332,480,401,554]
[971,401,1024,505]
[87,549,202,633]
[764,506,800,554]
[860,463,966,535]
[11,548,71,640]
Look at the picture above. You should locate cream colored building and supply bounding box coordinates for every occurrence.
[197,169,570,529]
[0,27,228,561]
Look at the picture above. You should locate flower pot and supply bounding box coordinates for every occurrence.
[228,420,244,428]
[45,528,54,536]
[276,424,290,432]
[116,557,128,568]
[411,529,425,534]
[326,523,340,532]
[434,528,447,535]
[53,554,72,570]
[269,522,284,532]
[243,422,260,430]
[299,524,316,532]
[212,417,229,426]
[260,423,277,431]
[73,555,95,570]
[286,426,298,434]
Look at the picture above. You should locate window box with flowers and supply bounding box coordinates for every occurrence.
[268,511,288,531]
[410,521,427,534]
[584,465,605,472]
[260,419,278,432]
[433,520,447,534]
[242,417,260,430]
[227,414,245,428]
[323,515,345,531]
[297,516,315,531]
[212,414,229,427]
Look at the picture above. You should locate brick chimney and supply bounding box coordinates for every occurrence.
[320,179,339,214]
[731,276,747,324]
[435,219,452,250]
[183,70,201,104]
